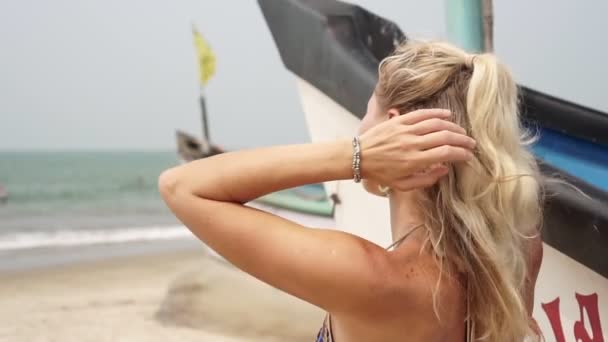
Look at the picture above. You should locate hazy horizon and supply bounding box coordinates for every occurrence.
[1,0,606,151]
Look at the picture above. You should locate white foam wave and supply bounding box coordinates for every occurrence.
[0,225,192,251]
[0,203,336,252]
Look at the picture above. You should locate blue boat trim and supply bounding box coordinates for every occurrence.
[533,127,608,192]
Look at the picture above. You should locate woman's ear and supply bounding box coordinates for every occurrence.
[387,108,400,120]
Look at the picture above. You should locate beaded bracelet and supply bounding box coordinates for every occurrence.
[352,136,361,183]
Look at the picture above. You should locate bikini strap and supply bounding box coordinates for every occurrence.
[385,223,425,251]
[466,278,474,342]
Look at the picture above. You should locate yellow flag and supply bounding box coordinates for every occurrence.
[192,27,216,85]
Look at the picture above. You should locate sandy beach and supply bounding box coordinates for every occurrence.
[0,244,324,342]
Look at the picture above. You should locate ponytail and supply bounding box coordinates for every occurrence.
[377,41,542,341]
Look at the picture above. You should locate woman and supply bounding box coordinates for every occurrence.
[159,41,543,341]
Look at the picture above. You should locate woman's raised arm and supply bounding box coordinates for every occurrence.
[158,109,475,313]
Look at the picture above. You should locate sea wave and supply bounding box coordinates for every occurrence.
[0,202,335,252]
[0,225,192,251]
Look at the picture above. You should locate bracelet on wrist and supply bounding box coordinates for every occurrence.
[352,136,361,183]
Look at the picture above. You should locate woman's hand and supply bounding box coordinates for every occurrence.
[359,108,475,191]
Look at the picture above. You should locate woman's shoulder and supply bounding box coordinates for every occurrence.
[372,238,466,315]
[336,238,466,340]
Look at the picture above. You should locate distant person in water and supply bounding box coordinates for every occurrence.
[0,183,7,204]
[159,40,543,341]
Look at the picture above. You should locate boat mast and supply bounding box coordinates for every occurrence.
[481,0,494,52]
[192,25,217,154]
[199,86,211,145]
[445,0,493,53]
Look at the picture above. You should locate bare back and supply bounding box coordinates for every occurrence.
[325,232,543,342]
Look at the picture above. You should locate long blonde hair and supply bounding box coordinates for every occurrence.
[376,41,542,341]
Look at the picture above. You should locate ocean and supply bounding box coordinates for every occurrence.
[0,151,189,253]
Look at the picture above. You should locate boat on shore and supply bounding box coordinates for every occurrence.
[175,130,224,163]
[258,0,608,338]
[175,130,333,217]
[174,26,333,218]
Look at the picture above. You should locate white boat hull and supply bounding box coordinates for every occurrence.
[296,78,608,341]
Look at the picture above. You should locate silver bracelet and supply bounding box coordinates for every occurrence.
[352,136,362,183]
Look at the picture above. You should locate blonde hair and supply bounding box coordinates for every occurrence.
[376,41,542,341]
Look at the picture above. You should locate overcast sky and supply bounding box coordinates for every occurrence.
[1,0,606,150]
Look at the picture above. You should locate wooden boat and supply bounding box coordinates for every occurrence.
[174,130,333,217]
[258,0,607,339]
[175,130,223,163]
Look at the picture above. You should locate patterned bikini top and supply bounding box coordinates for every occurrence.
[315,224,469,342]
